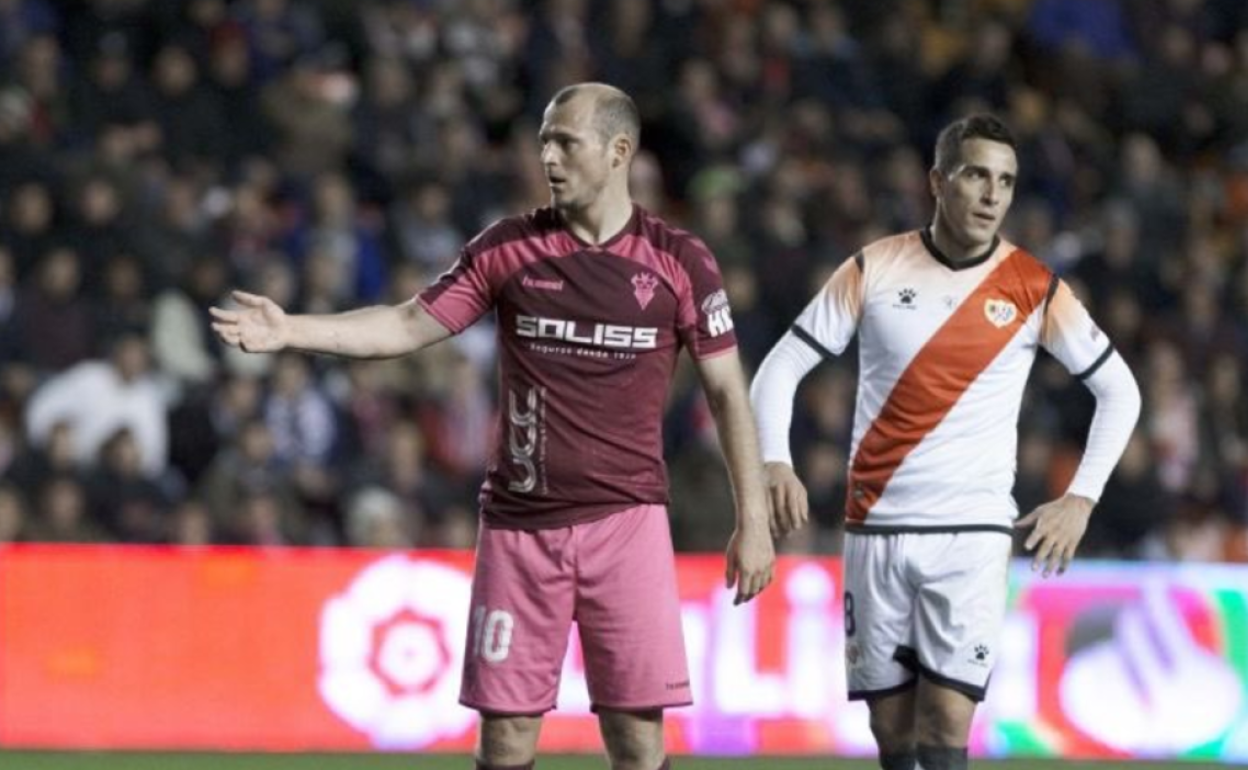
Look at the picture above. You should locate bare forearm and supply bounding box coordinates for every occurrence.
[706,384,770,528]
[287,304,431,359]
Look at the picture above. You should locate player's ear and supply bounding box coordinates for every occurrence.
[929,167,943,198]
[611,134,633,169]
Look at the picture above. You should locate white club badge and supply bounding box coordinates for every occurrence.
[984,298,1017,328]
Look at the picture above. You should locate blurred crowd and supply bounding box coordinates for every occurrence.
[0,0,1245,561]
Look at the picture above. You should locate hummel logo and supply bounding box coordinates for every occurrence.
[522,276,564,291]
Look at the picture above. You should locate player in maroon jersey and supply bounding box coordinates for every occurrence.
[211,83,775,770]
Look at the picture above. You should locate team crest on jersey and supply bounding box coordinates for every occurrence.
[632,271,659,309]
[984,299,1017,328]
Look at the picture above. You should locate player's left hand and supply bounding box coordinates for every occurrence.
[725,523,775,606]
[1015,493,1094,578]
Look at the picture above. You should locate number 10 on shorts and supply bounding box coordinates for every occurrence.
[471,606,515,663]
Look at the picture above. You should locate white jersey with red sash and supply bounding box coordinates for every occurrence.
[791,230,1112,532]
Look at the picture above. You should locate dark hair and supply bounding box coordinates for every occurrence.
[933,114,1017,176]
[551,84,641,148]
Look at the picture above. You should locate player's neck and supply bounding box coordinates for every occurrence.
[927,219,993,264]
[561,189,634,246]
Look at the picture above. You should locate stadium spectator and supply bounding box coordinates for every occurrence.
[3,177,58,281]
[93,253,152,353]
[150,254,229,391]
[25,332,169,477]
[343,485,412,549]
[27,474,106,543]
[0,481,30,543]
[168,497,216,546]
[284,171,388,305]
[85,427,175,543]
[197,417,302,541]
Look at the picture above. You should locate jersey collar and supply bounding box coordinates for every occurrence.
[920,227,998,271]
[560,203,640,252]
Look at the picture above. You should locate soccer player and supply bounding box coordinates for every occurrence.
[749,114,1141,770]
[211,83,775,770]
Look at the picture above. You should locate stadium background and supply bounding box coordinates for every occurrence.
[0,0,1246,766]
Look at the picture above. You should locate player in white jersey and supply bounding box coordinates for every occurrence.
[750,115,1141,770]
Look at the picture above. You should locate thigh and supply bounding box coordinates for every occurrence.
[843,533,918,701]
[913,532,1012,701]
[460,524,576,715]
[573,504,692,711]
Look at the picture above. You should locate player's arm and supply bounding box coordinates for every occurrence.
[750,256,862,537]
[1018,281,1143,577]
[210,290,453,359]
[749,328,827,536]
[694,349,775,606]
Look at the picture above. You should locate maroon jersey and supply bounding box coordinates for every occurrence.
[419,205,737,529]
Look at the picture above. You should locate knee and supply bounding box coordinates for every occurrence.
[477,714,542,766]
[915,712,965,747]
[599,709,665,770]
[914,682,976,747]
[869,709,914,753]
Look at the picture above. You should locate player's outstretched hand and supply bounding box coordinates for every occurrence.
[764,462,809,538]
[209,290,290,353]
[725,522,775,606]
[1014,493,1094,578]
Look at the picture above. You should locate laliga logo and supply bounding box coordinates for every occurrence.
[318,556,475,748]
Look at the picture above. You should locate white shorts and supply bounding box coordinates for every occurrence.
[842,530,1012,702]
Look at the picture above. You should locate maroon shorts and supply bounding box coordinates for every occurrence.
[459,503,692,715]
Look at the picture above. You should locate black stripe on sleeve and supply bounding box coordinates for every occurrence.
[1075,342,1115,381]
[791,324,836,361]
[1045,273,1059,305]
[1040,274,1059,327]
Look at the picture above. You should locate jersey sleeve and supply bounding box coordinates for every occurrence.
[675,238,737,359]
[417,241,496,333]
[791,255,864,357]
[1040,280,1113,379]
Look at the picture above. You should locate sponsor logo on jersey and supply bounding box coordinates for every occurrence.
[522,275,564,292]
[516,314,658,349]
[701,289,734,337]
[507,386,543,493]
[984,298,1017,328]
[632,271,659,309]
[892,287,918,310]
